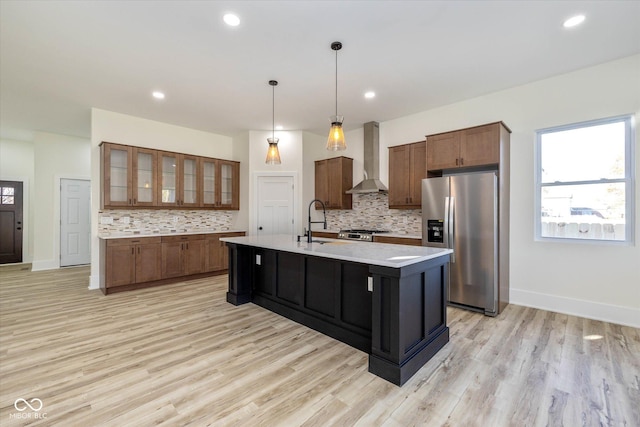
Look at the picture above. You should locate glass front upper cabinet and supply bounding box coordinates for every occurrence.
[202,159,217,207]
[159,153,178,206]
[132,148,157,206]
[182,155,199,207]
[218,160,239,209]
[101,143,239,210]
[103,144,131,207]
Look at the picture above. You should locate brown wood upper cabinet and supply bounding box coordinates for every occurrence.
[200,158,240,210]
[426,122,503,171]
[157,152,201,208]
[101,142,240,210]
[102,144,158,207]
[314,156,353,209]
[388,141,426,209]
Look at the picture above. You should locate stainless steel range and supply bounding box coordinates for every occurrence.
[337,229,389,242]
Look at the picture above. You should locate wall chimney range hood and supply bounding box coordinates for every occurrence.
[346,121,388,194]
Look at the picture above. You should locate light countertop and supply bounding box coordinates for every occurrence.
[98,229,245,240]
[311,230,422,240]
[220,234,451,268]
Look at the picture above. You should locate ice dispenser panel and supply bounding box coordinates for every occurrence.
[427,220,444,243]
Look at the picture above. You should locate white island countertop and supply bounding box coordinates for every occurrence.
[220,234,452,268]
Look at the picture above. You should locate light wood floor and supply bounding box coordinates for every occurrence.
[0,266,638,426]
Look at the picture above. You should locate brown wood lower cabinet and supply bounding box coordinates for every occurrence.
[161,235,206,279]
[100,231,245,294]
[105,237,162,287]
[206,232,245,272]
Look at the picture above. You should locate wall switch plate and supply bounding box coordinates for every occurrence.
[367,276,373,292]
[256,254,261,265]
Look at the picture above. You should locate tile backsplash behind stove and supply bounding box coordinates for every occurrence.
[325,193,421,235]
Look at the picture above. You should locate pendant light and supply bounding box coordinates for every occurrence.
[265,80,281,164]
[327,41,346,151]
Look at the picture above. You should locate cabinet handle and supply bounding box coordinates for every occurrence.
[460,157,464,165]
[131,248,134,255]
[455,158,459,166]
[129,199,132,205]
[186,243,189,250]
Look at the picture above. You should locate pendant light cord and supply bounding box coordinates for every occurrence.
[335,48,338,116]
[272,83,275,140]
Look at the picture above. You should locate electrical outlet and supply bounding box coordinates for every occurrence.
[100,216,113,225]
[122,216,130,224]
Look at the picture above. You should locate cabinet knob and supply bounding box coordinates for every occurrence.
[258,226,263,230]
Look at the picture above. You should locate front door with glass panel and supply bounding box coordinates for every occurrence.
[0,181,23,264]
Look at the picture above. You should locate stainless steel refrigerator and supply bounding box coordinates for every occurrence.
[422,172,507,316]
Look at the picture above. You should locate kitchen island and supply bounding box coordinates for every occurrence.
[221,234,452,386]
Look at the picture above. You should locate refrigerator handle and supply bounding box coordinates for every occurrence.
[444,196,450,250]
[449,196,456,263]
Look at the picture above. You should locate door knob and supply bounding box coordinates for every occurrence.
[258,226,263,230]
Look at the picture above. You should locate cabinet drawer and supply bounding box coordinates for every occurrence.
[161,234,205,243]
[106,236,161,246]
[373,236,422,246]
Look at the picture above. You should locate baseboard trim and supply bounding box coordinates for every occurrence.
[510,288,640,328]
[31,259,58,271]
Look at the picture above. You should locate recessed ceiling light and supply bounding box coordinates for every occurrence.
[563,14,585,28]
[275,125,283,131]
[223,13,240,27]
[364,91,376,99]
[152,91,165,100]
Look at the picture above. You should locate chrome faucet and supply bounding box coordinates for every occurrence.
[307,199,327,243]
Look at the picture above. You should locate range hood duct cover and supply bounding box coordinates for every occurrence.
[346,121,388,194]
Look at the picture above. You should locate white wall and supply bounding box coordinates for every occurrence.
[90,108,246,288]
[0,138,35,262]
[248,130,304,234]
[377,54,640,327]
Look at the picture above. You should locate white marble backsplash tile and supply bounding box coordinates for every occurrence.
[325,193,422,235]
[98,209,234,236]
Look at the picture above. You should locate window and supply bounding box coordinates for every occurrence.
[535,115,634,243]
[1,186,15,205]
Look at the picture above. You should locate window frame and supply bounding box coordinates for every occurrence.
[534,114,635,245]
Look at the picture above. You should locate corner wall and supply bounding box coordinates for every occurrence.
[379,54,640,327]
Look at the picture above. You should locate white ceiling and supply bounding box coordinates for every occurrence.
[1,1,639,141]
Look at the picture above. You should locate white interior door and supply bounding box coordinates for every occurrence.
[257,176,294,235]
[60,179,91,267]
